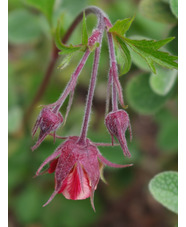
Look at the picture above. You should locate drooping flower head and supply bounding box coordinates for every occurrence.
[36,136,132,211]
[105,109,132,157]
[32,107,63,151]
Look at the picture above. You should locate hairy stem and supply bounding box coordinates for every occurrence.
[107,32,125,109]
[25,6,107,122]
[53,49,90,112]
[78,11,105,145]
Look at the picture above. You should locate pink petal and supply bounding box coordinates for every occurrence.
[43,149,76,206]
[48,158,59,174]
[79,147,100,211]
[60,166,91,200]
[76,162,85,193]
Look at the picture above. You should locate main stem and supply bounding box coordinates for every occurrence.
[78,9,106,145]
[78,37,103,145]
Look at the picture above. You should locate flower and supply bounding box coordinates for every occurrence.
[105,109,132,157]
[36,136,132,211]
[32,107,63,151]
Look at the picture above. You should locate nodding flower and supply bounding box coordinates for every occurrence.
[32,107,63,151]
[32,6,133,211]
[105,109,132,158]
[35,136,132,211]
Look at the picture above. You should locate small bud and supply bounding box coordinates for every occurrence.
[32,107,63,151]
[105,109,132,157]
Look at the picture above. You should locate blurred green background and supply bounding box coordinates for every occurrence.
[8,0,178,226]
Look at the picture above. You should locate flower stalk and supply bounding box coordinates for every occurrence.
[31,6,133,210]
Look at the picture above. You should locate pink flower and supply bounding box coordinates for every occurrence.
[35,136,132,211]
[105,109,132,157]
[32,107,63,151]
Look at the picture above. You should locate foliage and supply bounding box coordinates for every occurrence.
[149,171,178,213]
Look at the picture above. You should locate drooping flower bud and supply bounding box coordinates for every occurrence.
[105,109,132,157]
[36,136,132,211]
[32,107,63,151]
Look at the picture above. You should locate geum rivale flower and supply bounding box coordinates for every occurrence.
[105,109,132,158]
[32,107,63,151]
[35,136,132,211]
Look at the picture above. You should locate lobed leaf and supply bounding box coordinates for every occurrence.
[124,37,178,73]
[149,171,178,213]
[114,36,132,75]
[124,37,175,50]
[109,16,134,37]
[55,18,83,55]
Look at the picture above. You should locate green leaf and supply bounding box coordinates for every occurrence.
[8,9,42,44]
[55,18,83,54]
[156,114,178,152]
[170,0,178,18]
[58,44,83,55]
[150,67,177,96]
[125,37,175,50]
[139,0,177,24]
[109,16,134,37]
[115,36,132,75]
[25,0,55,24]
[126,73,171,114]
[14,185,43,223]
[8,107,23,134]
[124,37,178,73]
[149,171,178,213]
[57,53,76,70]
[82,11,88,45]
[167,26,178,55]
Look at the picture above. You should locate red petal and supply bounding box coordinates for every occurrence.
[48,158,59,174]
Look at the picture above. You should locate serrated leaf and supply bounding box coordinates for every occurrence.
[55,18,82,55]
[139,0,177,24]
[149,171,178,213]
[125,37,175,50]
[25,0,55,24]
[170,0,178,18]
[82,11,88,45]
[124,37,178,73]
[109,16,134,37]
[126,73,171,114]
[150,67,177,96]
[115,36,131,75]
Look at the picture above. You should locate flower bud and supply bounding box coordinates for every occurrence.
[105,109,132,157]
[32,107,63,151]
